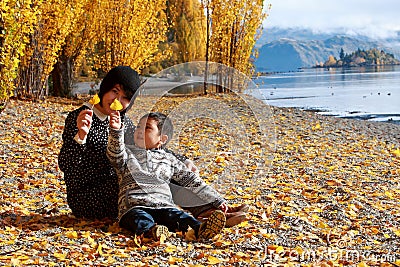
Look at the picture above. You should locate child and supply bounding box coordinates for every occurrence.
[106,111,228,241]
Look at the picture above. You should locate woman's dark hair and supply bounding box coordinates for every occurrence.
[141,112,173,147]
[98,66,141,104]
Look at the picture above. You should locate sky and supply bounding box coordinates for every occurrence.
[263,0,400,39]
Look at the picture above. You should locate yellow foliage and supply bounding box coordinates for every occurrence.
[324,55,337,67]
[207,0,267,78]
[2,0,267,100]
[16,0,89,98]
[93,0,168,73]
[0,0,40,101]
[167,0,206,63]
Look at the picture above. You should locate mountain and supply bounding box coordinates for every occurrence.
[255,27,334,46]
[254,27,400,72]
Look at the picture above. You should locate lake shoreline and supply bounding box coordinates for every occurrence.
[295,106,400,125]
[271,104,400,146]
[255,64,400,77]
[256,65,400,126]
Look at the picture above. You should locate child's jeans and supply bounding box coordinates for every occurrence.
[119,207,202,235]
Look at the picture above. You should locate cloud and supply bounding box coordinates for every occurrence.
[263,0,400,39]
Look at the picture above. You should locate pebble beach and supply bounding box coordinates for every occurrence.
[0,94,399,266]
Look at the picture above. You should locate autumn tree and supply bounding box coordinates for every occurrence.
[2,0,267,99]
[166,0,206,64]
[0,0,40,102]
[52,0,170,96]
[51,0,100,97]
[16,0,88,99]
[324,55,337,67]
[91,0,169,74]
[203,0,267,93]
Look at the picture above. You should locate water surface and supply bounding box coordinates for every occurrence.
[254,65,400,124]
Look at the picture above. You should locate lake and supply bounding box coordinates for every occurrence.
[254,65,400,124]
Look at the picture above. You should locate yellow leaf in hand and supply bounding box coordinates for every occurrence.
[110,99,123,111]
[88,94,100,106]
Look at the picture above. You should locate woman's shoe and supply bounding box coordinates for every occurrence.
[227,204,249,213]
[225,212,247,228]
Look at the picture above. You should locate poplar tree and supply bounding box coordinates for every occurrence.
[171,0,206,62]
[210,0,265,74]
[16,0,87,99]
[92,0,169,73]
[205,0,267,92]
[51,0,100,97]
[0,0,40,101]
[163,0,206,67]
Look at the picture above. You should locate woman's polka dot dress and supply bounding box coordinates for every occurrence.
[58,106,135,219]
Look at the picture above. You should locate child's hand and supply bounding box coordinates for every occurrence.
[109,111,121,129]
[218,203,229,213]
[185,159,199,173]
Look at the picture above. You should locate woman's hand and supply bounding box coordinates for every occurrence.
[77,109,93,140]
[109,111,121,129]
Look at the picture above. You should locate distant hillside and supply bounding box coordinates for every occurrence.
[256,27,377,46]
[254,27,400,72]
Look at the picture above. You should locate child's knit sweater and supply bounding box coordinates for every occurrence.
[107,127,225,220]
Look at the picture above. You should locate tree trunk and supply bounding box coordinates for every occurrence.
[16,30,47,99]
[204,3,210,95]
[52,56,74,97]
[0,99,8,114]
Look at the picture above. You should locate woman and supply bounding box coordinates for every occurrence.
[58,65,247,224]
[58,66,139,219]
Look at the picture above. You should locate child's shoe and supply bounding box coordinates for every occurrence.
[144,225,170,241]
[152,225,170,241]
[197,210,226,240]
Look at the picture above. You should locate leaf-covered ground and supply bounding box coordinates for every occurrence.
[0,94,399,266]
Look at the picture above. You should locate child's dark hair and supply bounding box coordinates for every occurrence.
[141,112,173,147]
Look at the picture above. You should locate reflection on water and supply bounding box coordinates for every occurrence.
[254,65,400,124]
